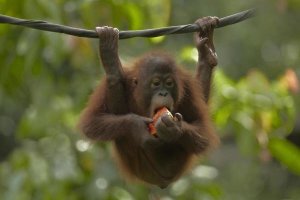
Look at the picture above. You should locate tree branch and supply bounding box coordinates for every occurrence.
[0,9,255,39]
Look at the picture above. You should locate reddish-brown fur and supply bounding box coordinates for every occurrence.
[79,53,219,188]
[79,17,220,188]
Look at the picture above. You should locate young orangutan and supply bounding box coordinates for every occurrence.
[78,17,219,188]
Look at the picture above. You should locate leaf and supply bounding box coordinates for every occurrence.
[269,138,300,175]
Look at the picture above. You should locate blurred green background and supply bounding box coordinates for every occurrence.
[0,0,299,200]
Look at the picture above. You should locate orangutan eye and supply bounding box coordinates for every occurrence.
[151,78,161,88]
[165,78,174,87]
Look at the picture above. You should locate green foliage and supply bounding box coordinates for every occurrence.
[269,138,300,175]
[211,69,299,177]
[212,69,296,153]
[0,0,300,200]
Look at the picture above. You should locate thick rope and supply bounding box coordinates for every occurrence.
[0,9,255,39]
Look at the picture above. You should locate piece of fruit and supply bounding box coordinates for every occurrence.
[148,107,173,136]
